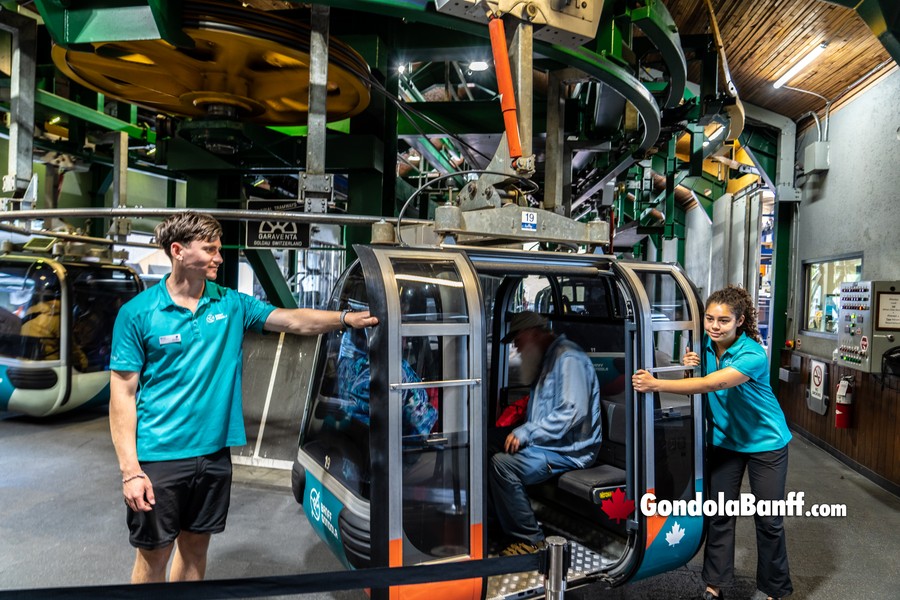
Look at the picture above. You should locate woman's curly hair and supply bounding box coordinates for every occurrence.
[706,284,761,343]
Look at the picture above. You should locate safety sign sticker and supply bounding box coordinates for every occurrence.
[521,211,537,232]
[810,359,825,401]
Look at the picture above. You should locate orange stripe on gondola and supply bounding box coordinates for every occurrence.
[397,579,483,600]
[389,528,485,600]
[471,523,483,560]
[643,488,667,548]
[389,538,403,600]
[389,537,403,567]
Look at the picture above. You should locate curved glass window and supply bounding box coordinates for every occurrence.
[0,260,63,362]
[391,259,468,323]
[68,265,142,372]
[0,260,142,369]
[302,266,373,499]
[633,270,690,323]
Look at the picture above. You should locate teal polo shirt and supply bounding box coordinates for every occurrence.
[703,332,792,453]
[111,275,276,461]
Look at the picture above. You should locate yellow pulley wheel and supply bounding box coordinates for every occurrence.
[50,6,371,125]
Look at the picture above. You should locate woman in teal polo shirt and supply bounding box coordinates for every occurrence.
[633,285,792,600]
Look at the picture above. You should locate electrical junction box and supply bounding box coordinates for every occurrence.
[775,183,801,202]
[804,141,830,174]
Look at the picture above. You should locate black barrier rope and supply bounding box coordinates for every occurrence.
[0,553,543,600]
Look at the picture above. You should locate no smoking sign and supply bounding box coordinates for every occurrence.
[810,359,827,402]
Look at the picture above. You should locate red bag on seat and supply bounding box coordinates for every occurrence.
[496,395,529,427]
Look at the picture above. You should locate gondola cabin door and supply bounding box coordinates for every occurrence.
[613,261,705,582]
[357,246,485,600]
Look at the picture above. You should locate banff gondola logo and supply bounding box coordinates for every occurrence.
[308,486,339,540]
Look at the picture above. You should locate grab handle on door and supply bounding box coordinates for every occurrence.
[644,365,700,374]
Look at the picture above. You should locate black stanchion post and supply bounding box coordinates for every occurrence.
[543,536,568,600]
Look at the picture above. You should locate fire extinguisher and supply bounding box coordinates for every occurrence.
[835,375,854,429]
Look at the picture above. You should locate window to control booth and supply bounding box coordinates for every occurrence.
[803,255,862,335]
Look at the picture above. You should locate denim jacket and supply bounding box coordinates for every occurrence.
[512,334,602,467]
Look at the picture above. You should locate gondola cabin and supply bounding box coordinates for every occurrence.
[0,245,143,417]
[292,244,706,599]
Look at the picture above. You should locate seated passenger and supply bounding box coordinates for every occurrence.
[336,327,437,437]
[20,296,88,371]
[489,311,602,555]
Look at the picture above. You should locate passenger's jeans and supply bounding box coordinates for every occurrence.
[488,437,581,544]
[703,444,793,598]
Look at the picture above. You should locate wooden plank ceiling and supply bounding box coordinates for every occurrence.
[665,0,897,122]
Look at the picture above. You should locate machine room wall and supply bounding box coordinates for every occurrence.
[794,69,900,359]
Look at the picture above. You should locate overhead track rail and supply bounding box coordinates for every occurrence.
[0,208,431,228]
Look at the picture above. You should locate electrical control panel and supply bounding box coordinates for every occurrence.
[838,281,900,372]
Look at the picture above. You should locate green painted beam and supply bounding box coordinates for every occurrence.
[34,89,155,143]
[687,124,704,177]
[739,126,778,186]
[244,249,298,309]
[769,200,793,394]
[32,0,193,47]
[269,120,351,136]
[630,0,687,109]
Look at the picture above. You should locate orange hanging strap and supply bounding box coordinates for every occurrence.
[488,15,522,162]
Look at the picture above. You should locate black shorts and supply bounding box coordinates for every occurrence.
[126,448,233,550]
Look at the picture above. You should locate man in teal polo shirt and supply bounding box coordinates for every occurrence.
[110,211,377,584]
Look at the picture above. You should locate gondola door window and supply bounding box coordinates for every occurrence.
[632,270,698,508]
[391,259,472,565]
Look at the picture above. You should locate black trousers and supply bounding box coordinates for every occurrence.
[702,445,793,598]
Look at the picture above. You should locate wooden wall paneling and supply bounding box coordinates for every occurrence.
[778,353,900,488]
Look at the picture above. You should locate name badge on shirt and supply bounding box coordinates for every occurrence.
[159,334,181,345]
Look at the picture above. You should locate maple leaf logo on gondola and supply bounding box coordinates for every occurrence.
[601,488,635,523]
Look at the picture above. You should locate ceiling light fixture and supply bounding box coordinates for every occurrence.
[468,60,489,72]
[773,43,827,89]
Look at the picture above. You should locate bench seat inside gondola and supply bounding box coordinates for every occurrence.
[555,399,627,503]
[526,397,627,504]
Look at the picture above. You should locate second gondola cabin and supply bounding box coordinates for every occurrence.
[0,241,143,417]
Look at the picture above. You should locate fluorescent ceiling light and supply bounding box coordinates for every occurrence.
[468,60,490,72]
[773,43,827,89]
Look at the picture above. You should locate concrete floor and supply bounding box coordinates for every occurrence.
[1,408,898,599]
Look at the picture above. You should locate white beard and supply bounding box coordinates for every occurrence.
[518,344,543,386]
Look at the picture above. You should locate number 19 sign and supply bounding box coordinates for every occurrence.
[521,210,537,232]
